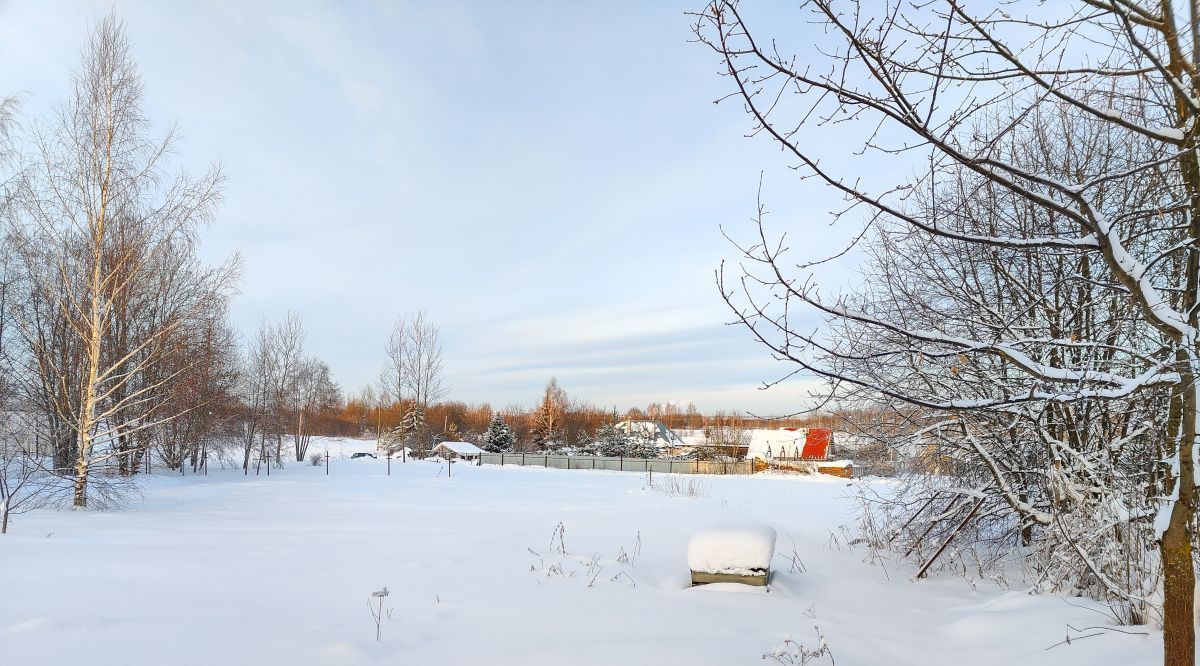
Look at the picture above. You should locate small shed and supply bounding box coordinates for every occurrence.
[431,441,483,463]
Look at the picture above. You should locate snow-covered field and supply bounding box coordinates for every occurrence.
[2,437,1158,665]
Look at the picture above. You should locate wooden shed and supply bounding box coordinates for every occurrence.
[431,441,483,463]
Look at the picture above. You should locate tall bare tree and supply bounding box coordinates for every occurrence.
[291,356,340,462]
[10,16,234,507]
[531,377,568,449]
[381,310,447,410]
[239,320,274,473]
[154,309,241,472]
[379,310,446,455]
[236,313,337,465]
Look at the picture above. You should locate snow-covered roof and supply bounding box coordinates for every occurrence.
[433,441,484,455]
[616,420,686,447]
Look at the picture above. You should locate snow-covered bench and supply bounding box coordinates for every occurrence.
[688,524,777,586]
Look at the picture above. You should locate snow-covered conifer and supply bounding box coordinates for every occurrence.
[481,414,516,453]
[595,423,633,458]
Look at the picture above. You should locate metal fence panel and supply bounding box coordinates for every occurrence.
[595,458,623,471]
[648,460,673,474]
[478,453,754,476]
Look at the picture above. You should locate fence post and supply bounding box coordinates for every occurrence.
[522,453,526,466]
[620,456,624,471]
[387,454,391,476]
[325,450,329,476]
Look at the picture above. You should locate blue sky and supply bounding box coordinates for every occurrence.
[0,1,862,414]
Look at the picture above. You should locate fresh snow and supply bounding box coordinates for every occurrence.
[0,437,1160,665]
[688,524,777,575]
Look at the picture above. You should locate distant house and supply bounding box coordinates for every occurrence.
[764,429,852,478]
[616,420,687,454]
[767,428,834,461]
[431,441,483,463]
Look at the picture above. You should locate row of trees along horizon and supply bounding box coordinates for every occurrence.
[328,379,841,449]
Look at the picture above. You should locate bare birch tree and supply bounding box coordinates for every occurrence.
[237,313,338,465]
[10,16,234,507]
[291,356,340,462]
[240,313,300,471]
[380,316,409,408]
[379,310,446,456]
[531,377,568,449]
[239,320,274,473]
[381,311,446,409]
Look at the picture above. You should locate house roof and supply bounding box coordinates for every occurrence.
[433,441,484,455]
[615,420,686,447]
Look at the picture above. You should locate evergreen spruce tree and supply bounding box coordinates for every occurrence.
[595,422,633,458]
[574,430,598,456]
[481,414,516,453]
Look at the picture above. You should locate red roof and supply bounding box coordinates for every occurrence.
[800,428,832,460]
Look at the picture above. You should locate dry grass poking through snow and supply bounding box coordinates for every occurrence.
[645,473,711,499]
[527,522,642,589]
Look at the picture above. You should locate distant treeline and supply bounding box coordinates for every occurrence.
[318,391,847,450]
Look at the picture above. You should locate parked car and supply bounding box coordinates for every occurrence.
[350,452,377,459]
